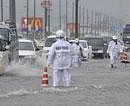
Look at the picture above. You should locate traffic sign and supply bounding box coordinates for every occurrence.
[21,17,43,32]
[41,0,52,9]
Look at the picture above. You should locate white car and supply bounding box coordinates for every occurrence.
[69,39,92,60]
[43,35,57,59]
[17,39,38,64]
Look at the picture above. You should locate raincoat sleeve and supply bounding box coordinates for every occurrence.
[47,44,55,66]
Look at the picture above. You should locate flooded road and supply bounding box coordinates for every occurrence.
[0,58,130,106]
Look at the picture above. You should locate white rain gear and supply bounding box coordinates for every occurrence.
[107,40,123,66]
[48,39,72,86]
[71,43,83,67]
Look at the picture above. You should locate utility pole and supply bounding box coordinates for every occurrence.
[66,0,68,35]
[72,2,74,34]
[82,6,85,36]
[33,0,36,39]
[45,8,48,35]
[91,9,94,34]
[9,0,16,23]
[1,0,3,21]
[9,0,18,61]
[79,6,81,35]
[41,0,52,37]
[94,11,97,35]
[99,13,101,35]
[75,0,79,38]
[48,9,50,34]
[86,9,89,34]
[59,0,61,29]
[26,0,29,38]
[97,12,100,35]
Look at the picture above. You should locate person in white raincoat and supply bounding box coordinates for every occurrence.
[107,35,123,68]
[71,38,84,67]
[47,30,72,87]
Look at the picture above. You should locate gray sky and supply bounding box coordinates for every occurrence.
[1,0,130,29]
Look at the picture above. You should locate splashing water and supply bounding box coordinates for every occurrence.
[5,54,47,77]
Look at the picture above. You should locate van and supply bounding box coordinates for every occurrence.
[84,37,105,58]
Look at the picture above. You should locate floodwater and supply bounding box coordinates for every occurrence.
[0,55,130,106]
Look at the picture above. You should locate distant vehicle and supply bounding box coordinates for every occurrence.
[17,39,38,64]
[34,39,44,50]
[69,39,92,60]
[84,36,106,58]
[43,35,57,59]
[0,21,17,75]
[18,33,23,38]
[122,24,130,49]
[102,36,112,57]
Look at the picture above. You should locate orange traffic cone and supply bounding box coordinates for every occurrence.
[121,50,130,64]
[41,67,48,87]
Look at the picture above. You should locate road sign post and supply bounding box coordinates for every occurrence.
[41,0,52,36]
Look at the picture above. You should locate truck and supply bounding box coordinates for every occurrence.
[0,21,18,75]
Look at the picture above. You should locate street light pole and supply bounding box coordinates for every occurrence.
[1,0,3,21]
[79,6,81,35]
[75,0,79,38]
[72,2,74,34]
[82,6,85,36]
[41,0,52,37]
[86,9,89,34]
[59,0,61,29]
[45,8,48,36]
[34,0,36,39]
[26,0,29,38]
[66,0,68,35]
[91,9,94,34]
[48,9,50,34]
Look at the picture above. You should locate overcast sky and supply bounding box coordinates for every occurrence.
[1,0,130,27]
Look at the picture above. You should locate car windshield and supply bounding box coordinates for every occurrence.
[103,37,112,44]
[0,28,9,41]
[19,42,34,51]
[85,38,104,46]
[80,42,87,48]
[45,38,57,47]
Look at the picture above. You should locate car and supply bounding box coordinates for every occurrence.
[69,39,92,60]
[102,36,112,57]
[17,38,38,64]
[43,35,57,59]
[34,39,44,50]
[84,36,106,58]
